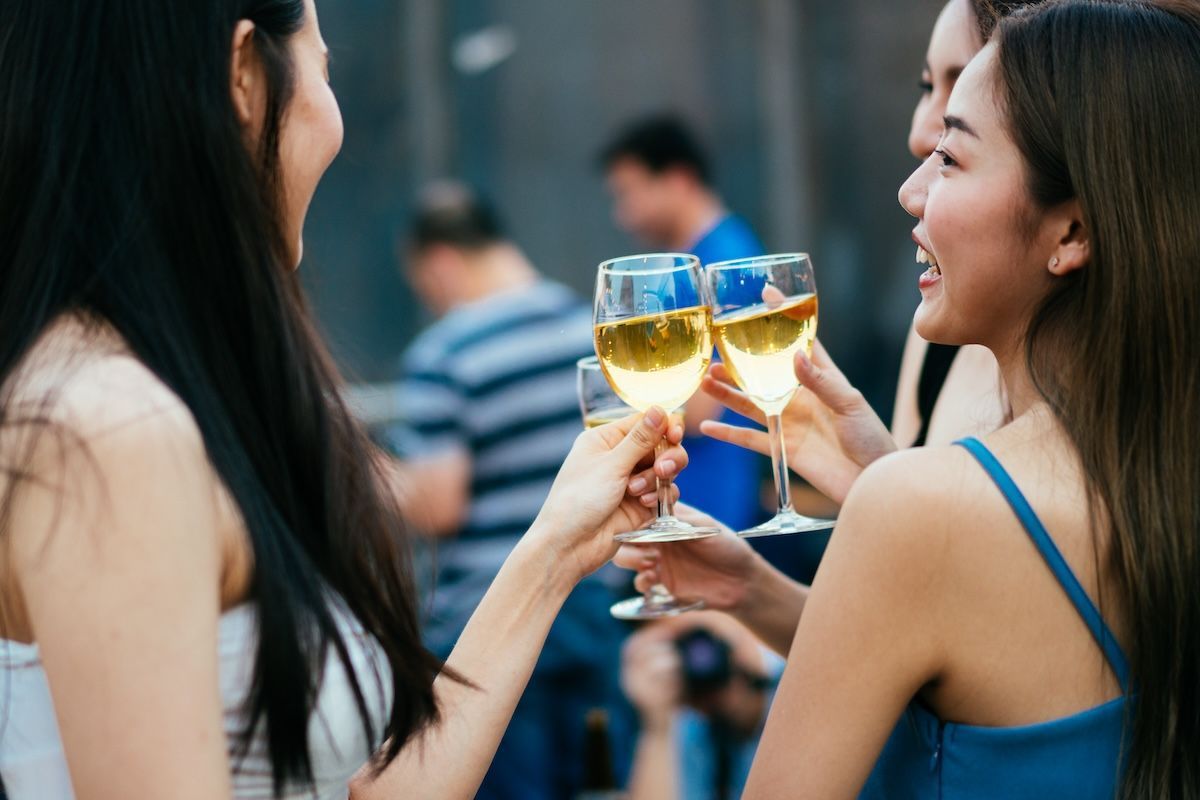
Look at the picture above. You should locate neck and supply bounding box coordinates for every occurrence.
[669,190,726,251]
[449,245,538,311]
[991,333,1041,421]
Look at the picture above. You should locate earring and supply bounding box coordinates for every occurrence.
[1049,256,1060,269]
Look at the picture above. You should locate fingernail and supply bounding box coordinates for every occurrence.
[644,407,665,428]
[659,459,677,475]
[629,477,647,494]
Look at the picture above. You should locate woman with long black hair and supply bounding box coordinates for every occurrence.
[0,1,686,797]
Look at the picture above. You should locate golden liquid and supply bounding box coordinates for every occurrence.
[584,409,634,429]
[594,306,712,412]
[583,409,685,429]
[713,293,818,413]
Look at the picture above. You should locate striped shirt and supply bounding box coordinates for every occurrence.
[389,280,595,654]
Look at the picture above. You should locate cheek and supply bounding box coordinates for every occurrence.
[304,83,343,175]
[282,81,342,197]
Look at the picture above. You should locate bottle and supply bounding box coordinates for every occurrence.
[576,708,626,800]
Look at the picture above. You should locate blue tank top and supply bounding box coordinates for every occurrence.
[860,437,1130,799]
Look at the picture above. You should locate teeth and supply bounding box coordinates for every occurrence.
[916,245,941,275]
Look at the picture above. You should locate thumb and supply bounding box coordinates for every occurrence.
[609,406,668,470]
[794,340,862,414]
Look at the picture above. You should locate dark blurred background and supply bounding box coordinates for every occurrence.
[302,0,946,419]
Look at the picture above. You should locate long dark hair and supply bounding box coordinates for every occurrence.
[0,0,448,792]
[968,0,1049,41]
[996,1,1200,796]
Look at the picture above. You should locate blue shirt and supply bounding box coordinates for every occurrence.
[675,214,770,531]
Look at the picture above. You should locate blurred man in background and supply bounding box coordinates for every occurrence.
[621,613,782,800]
[388,182,629,798]
[599,114,768,533]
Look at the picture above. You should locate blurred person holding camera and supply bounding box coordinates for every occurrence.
[621,613,782,800]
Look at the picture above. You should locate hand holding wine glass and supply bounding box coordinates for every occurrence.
[699,339,898,506]
[577,355,703,620]
[612,503,763,613]
[593,253,720,544]
[529,405,688,587]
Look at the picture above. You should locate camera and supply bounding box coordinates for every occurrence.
[674,627,734,699]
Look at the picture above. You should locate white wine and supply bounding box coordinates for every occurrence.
[594,306,712,412]
[584,409,684,430]
[713,293,817,413]
[583,408,633,429]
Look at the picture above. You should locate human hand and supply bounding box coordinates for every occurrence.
[620,627,683,731]
[530,408,688,585]
[613,503,762,613]
[700,340,897,504]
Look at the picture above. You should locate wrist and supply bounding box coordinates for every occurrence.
[731,551,802,621]
[639,708,676,735]
[511,522,579,602]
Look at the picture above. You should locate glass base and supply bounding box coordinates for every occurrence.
[614,516,720,544]
[610,593,705,621]
[738,509,836,539]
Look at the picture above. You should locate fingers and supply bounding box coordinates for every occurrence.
[639,482,680,507]
[607,406,669,469]
[701,371,766,425]
[633,570,660,595]
[626,438,688,494]
[794,341,864,415]
[698,419,771,457]
[613,544,660,571]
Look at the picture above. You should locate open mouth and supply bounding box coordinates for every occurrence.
[916,245,941,277]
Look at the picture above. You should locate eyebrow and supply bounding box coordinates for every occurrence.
[943,114,979,138]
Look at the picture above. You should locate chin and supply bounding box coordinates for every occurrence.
[913,302,957,346]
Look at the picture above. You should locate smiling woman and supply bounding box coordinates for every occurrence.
[734,1,1200,797]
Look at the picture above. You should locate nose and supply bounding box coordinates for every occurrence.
[908,98,944,160]
[898,157,935,220]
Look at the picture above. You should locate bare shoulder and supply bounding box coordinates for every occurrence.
[3,327,217,541]
[833,444,999,580]
[3,326,226,640]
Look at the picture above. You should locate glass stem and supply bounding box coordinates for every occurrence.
[655,438,675,520]
[766,413,794,513]
[645,583,675,608]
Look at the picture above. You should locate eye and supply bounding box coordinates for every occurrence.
[919,79,934,95]
[934,148,957,169]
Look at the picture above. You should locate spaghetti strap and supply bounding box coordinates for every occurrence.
[954,437,1131,692]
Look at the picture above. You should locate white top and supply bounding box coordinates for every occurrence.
[0,599,393,799]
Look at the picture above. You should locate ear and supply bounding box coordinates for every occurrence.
[664,165,699,193]
[1046,199,1090,277]
[230,20,264,130]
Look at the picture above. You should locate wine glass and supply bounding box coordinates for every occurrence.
[576,356,703,620]
[705,253,836,537]
[594,252,720,544]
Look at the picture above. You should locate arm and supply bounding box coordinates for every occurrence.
[353,410,686,799]
[614,504,808,657]
[11,393,233,798]
[742,454,948,798]
[383,449,471,537]
[700,341,897,505]
[621,630,684,800]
